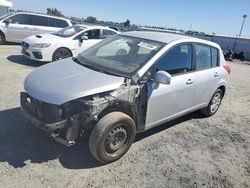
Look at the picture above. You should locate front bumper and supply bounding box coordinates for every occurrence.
[21,42,53,62]
[20,92,79,146]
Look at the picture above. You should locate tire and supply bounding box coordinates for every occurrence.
[0,32,5,45]
[52,48,72,61]
[89,112,136,164]
[200,89,223,117]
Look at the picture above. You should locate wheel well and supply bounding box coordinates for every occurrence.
[97,103,135,122]
[218,85,226,98]
[53,47,73,58]
[0,30,5,39]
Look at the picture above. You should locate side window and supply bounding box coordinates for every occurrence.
[9,14,30,25]
[82,29,100,39]
[211,47,219,67]
[102,29,117,39]
[194,44,211,70]
[48,18,68,28]
[30,15,49,27]
[156,44,192,75]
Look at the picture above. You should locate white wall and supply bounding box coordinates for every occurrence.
[0,6,8,17]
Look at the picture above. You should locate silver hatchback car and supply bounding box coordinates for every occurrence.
[21,31,231,163]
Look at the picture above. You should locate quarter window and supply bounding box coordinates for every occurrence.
[156,44,192,75]
[211,47,219,67]
[102,29,117,39]
[48,18,69,28]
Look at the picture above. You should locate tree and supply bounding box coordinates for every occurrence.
[47,8,64,17]
[123,19,130,27]
[86,16,97,23]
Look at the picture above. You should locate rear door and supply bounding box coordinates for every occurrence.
[145,43,196,128]
[4,14,32,42]
[193,44,221,106]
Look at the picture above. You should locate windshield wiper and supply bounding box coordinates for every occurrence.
[72,57,122,77]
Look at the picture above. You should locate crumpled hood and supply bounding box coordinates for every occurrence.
[23,33,63,44]
[24,58,125,105]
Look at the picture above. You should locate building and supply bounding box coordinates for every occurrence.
[0,0,12,17]
[192,34,250,61]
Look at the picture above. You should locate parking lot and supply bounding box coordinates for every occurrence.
[0,44,250,187]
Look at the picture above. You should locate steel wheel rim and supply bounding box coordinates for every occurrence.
[104,124,130,157]
[210,93,221,113]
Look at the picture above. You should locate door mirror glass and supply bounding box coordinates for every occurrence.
[153,71,171,86]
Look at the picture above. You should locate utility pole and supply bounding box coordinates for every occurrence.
[239,15,247,37]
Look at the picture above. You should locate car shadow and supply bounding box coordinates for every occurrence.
[0,107,99,169]
[7,55,45,67]
[0,107,205,169]
[135,111,205,142]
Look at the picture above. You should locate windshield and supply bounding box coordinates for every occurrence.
[77,35,165,77]
[0,13,12,21]
[53,25,86,37]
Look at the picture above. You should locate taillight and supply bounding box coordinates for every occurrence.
[223,64,231,74]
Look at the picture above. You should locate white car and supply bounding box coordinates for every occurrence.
[21,25,119,62]
[0,12,72,44]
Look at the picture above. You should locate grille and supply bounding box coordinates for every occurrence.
[22,93,60,123]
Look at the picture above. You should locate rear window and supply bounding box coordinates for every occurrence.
[48,18,69,28]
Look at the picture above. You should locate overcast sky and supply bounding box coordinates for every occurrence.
[12,0,250,37]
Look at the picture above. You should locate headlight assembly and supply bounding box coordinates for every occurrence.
[32,43,51,48]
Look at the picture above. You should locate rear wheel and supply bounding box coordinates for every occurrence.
[89,112,136,164]
[52,48,72,61]
[0,32,5,45]
[201,89,223,117]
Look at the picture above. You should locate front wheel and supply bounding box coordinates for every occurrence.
[89,112,136,164]
[200,89,223,117]
[52,48,72,61]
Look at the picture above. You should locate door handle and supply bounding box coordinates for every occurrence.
[214,72,219,77]
[33,27,38,30]
[186,79,194,85]
[24,26,29,29]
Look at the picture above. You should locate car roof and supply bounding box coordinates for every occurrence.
[73,24,118,31]
[14,12,70,21]
[121,31,220,48]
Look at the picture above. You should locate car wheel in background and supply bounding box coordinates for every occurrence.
[0,32,5,45]
[52,47,72,61]
[89,112,136,164]
[201,89,223,117]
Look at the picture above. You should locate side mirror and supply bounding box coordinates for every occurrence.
[80,35,88,42]
[152,71,171,89]
[4,18,12,24]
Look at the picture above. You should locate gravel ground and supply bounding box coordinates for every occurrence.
[0,44,250,188]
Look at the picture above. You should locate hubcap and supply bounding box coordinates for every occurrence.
[210,93,221,113]
[105,125,128,154]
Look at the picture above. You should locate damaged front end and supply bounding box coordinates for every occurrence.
[20,80,143,146]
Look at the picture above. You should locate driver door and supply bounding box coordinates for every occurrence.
[74,29,102,54]
[145,43,196,129]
